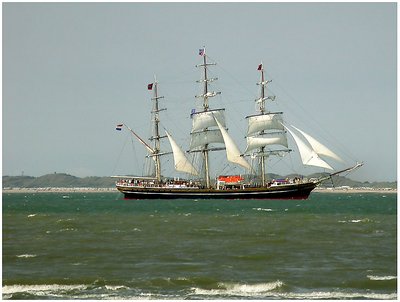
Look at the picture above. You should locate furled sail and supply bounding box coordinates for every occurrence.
[291,125,343,162]
[214,117,252,170]
[191,109,226,132]
[165,131,199,175]
[246,113,284,136]
[285,125,333,170]
[245,133,288,153]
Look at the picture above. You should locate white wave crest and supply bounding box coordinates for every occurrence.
[56,218,74,223]
[280,291,397,300]
[222,281,283,293]
[367,275,397,281]
[16,254,36,258]
[191,282,396,300]
[3,283,396,300]
[338,218,371,223]
[253,208,274,212]
[2,284,87,295]
[58,228,77,232]
[192,281,283,297]
[104,285,129,291]
[27,214,36,218]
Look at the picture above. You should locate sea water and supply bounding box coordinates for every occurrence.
[2,192,397,299]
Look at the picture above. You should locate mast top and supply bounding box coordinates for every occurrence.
[196,47,220,111]
[256,63,274,114]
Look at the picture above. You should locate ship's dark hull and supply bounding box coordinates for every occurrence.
[116,182,317,200]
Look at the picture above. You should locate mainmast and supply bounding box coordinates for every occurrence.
[189,48,250,188]
[195,47,220,188]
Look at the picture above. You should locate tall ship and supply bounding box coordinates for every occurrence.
[114,48,362,199]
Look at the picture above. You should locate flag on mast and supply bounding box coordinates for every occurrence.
[116,124,123,131]
[147,83,153,90]
[190,108,196,118]
[199,48,205,56]
[257,63,263,71]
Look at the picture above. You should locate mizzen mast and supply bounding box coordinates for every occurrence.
[244,63,289,186]
[257,63,270,185]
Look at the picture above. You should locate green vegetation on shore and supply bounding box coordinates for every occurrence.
[3,173,115,188]
[2,172,396,189]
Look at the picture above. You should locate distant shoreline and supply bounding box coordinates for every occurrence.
[3,188,117,193]
[313,188,397,194]
[2,187,397,194]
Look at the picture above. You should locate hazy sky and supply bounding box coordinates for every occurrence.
[3,2,397,182]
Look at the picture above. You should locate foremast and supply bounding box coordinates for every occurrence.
[149,76,167,183]
[118,77,198,182]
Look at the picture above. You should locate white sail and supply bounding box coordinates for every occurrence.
[245,133,288,153]
[123,124,155,155]
[285,126,333,170]
[190,129,224,150]
[247,113,284,136]
[291,125,343,162]
[165,131,199,176]
[192,109,226,132]
[214,117,252,170]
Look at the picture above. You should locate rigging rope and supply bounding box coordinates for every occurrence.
[112,131,140,176]
[269,78,358,164]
